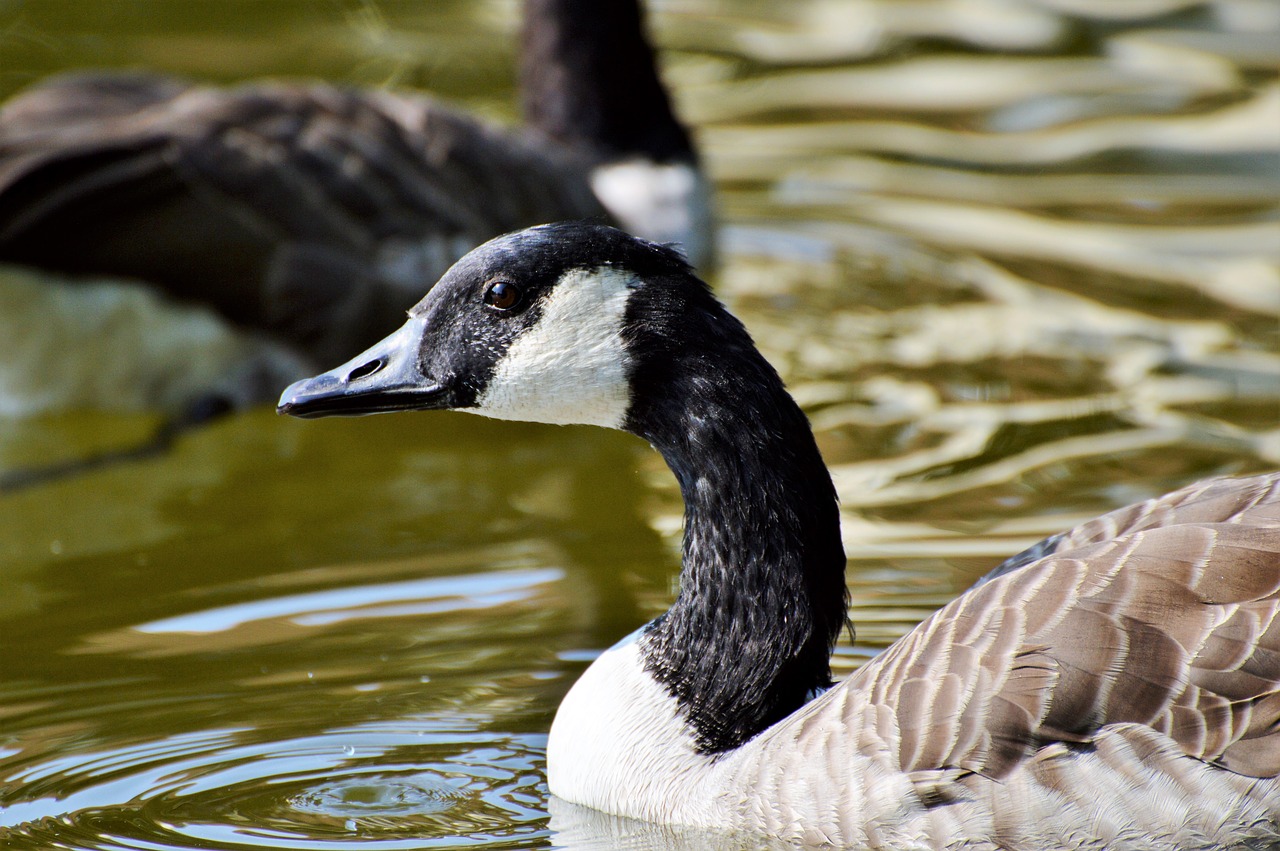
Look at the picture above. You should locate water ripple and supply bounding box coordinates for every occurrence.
[0,721,548,850]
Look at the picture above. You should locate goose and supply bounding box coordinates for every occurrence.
[277,222,1280,850]
[0,0,712,375]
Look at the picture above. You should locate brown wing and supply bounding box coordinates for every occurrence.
[852,473,1280,782]
[0,72,606,364]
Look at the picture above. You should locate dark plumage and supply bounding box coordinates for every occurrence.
[0,0,707,394]
[619,253,848,753]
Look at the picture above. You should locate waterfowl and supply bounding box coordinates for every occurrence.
[0,0,711,374]
[277,222,1280,850]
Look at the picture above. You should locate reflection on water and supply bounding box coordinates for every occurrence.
[1,1,1278,849]
[3,718,547,850]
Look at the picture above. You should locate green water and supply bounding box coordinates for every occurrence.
[1,1,1278,848]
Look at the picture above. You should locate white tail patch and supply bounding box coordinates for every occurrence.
[474,266,635,428]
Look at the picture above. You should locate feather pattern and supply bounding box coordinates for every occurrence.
[723,473,1280,848]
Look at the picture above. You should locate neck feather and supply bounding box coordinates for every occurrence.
[519,0,695,165]
[622,285,848,754]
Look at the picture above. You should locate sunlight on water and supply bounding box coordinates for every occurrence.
[0,0,1277,848]
[134,568,563,634]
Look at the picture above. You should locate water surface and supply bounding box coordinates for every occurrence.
[1,1,1278,848]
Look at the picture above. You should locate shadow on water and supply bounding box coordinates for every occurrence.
[0,397,234,493]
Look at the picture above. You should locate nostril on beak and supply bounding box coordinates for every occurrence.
[347,358,385,382]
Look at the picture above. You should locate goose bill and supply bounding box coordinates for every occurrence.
[277,320,446,418]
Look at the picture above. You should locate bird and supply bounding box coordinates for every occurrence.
[277,222,1280,850]
[0,0,712,381]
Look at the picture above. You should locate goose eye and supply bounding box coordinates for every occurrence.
[483,280,523,312]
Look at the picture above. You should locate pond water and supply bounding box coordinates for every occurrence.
[1,1,1278,849]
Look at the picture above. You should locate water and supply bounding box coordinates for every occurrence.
[1,1,1278,849]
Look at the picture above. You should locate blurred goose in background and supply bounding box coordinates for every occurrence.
[0,0,712,400]
[280,222,1280,850]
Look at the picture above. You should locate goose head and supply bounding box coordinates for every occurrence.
[278,221,721,435]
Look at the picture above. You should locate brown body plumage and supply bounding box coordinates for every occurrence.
[727,473,1280,848]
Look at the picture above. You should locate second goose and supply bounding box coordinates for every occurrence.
[0,0,711,379]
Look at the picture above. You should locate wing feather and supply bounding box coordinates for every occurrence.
[837,473,1280,793]
[0,72,606,365]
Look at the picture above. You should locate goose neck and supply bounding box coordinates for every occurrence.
[519,0,695,165]
[626,333,848,754]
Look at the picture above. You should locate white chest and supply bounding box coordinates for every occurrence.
[545,639,920,846]
[546,640,734,826]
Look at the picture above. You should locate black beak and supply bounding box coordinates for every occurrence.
[277,317,448,419]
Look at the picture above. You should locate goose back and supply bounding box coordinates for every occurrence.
[0,73,606,367]
[725,473,1280,848]
[0,0,708,388]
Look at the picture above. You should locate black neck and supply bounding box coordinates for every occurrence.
[623,280,848,754]
[519,0,696,165]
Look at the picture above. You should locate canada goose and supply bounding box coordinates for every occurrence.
[0,0,712,374]
[278,222,1280,850]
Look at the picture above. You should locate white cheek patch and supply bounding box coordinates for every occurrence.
[474,266,634,428]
